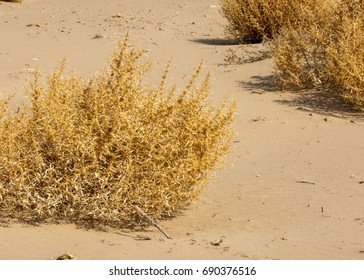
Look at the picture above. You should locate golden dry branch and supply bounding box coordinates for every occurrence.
[0,37,235,228]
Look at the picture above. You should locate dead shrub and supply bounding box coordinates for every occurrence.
[219,0,323,43]
[272,2,335,89]
[273,0,364,108]
[0,37,235,228]
[325,0,364,106]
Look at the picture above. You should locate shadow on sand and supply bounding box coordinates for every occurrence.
[276,89,364,119]
[239,75,364,119]
[190,38,240,46]
[239,74,279,93]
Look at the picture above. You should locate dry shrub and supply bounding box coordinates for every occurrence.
[325,0,364,106]
[272,1,336,89]
[1,0,22,2]
[220,0,322,43]
[273,0,364,108]
[0,38,235,228]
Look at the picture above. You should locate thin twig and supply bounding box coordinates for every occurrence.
[134,205,172,239]
[296,180,315,185]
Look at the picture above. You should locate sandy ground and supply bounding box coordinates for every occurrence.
[1,0,364,260]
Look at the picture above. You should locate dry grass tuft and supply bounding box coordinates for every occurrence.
[219,0,323,43]
[0,37,235,228]
[273,0,364,108]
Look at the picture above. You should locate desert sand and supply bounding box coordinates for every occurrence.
[0,0,364,260]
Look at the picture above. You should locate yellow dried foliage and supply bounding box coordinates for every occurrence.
[272,1,335,89]
[326,0,364,106]
[219,0,323,43]
[0,38,235,228]
[273,0,364,108]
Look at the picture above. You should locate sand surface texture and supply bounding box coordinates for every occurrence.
[1,0,364,260]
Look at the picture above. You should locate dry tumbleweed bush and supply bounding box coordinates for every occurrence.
[273,0,364,108]
[272,0,336,89]
[0,38,235,228]
[325,0,364,106]
[219,0,323,43]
